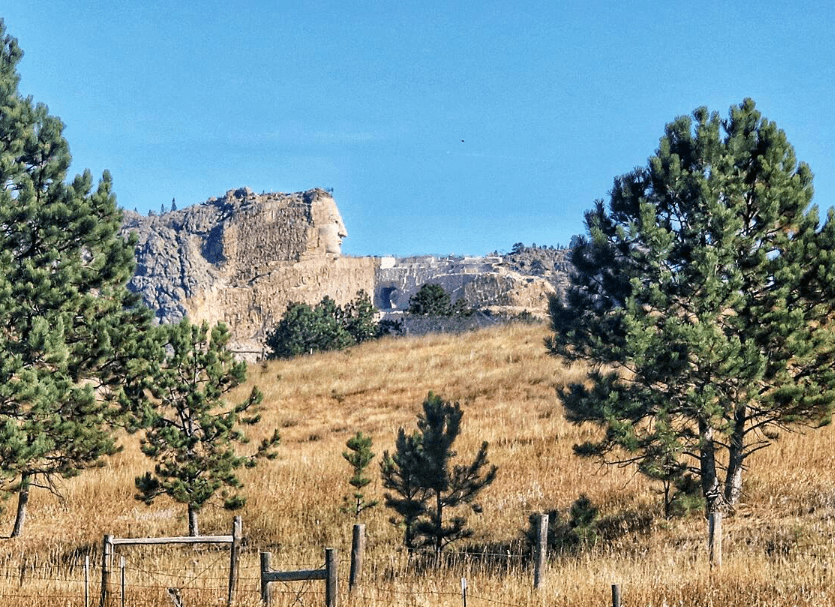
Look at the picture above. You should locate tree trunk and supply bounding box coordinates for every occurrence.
[708,511,723,568]
[699,421,723,567]
[10,474,31,538]
[699,421,722,515]
[724,405,746,507]
[435,492,443,554]
[188,504,199,537]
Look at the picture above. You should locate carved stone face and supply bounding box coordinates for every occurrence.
[314,196,348,255]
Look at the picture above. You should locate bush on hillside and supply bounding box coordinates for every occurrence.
[522,494,654,556]
[266,290,379,359]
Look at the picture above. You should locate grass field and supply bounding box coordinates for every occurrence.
[1,322,834,606]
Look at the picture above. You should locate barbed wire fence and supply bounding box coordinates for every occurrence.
[0,515,834,606]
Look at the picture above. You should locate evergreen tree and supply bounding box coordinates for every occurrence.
[408,284,453,316]
[342,290,378,344]
[171,197,177,211]
[0,22,153,536]
[266,291,379,359]
[548,99,835,519]
[380,428,427,552]
[381,393,497,553]
[408,284,470,318]
[341,432,378,518]
[266,299,353,358]
[130,319,279,536]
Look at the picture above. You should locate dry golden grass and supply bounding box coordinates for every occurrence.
[1,322,835,606]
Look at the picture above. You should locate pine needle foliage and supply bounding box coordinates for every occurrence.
[341,431,379,519]
[130,319,279,536]
[408,284,470,317]
[266,291,378,359]
[0,21,154,537]
[548,99,835,516]
[381,393,497,553]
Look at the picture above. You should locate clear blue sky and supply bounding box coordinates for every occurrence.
[4,2,833,256]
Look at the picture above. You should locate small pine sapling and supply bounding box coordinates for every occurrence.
[381,393,498,553]
[341,431,378,518]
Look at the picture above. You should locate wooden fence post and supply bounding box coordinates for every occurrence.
[227,516,242,606]
[325,548,338,607]
[533,513,548,589]
[349,524,365,593]
[612,583,621,607]
[100,535,113,607]
[260,552,272,607]
[709,512,723,568]
[120,556,126,607]
[261,547,337,607]
[84,555,90,607]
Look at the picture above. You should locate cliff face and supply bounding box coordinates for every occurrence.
[122,188,378,352]
[121,188,571,354]
[374,251,570,317]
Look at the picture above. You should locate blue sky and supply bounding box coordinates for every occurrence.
[3,2,834,256]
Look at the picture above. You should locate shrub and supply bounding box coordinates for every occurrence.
[266,290,378,359]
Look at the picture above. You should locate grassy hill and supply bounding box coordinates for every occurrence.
[2,322,835,605]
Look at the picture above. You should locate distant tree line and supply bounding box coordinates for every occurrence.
[265,290,384,359]
[264,283,479,359]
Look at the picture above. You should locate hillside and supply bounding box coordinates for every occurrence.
[1,323,835,606]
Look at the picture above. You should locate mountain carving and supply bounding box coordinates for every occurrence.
[121,188,571,354]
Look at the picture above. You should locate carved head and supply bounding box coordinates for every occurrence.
[313,196,348,255]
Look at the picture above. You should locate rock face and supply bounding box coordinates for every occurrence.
[122,188,571,354]
[122,188,377,353]
[374,251,570,317]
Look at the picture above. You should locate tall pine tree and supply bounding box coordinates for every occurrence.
[549,99,835,520]
[0,21,152,536]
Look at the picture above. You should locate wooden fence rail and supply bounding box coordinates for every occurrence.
[260,548,338,607]
[100,516,242,607]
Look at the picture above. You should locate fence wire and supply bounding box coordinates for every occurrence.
[0,540,834,606]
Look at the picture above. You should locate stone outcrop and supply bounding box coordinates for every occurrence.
[121,188,572,354]
[374,250,570,317]
[122,188,377,353]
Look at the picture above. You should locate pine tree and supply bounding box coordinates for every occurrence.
[266,291,380,359]
[130,319,279,536]
[0,21,153,536]
[342,290,378,344]
[408,284,453,316]
[548,99,835,521]
[381,393,497,553]
[341,432,378,518]
[380,428,428,552]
